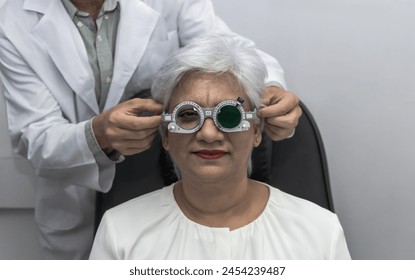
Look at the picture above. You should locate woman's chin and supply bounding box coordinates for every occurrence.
[182,167,231,183]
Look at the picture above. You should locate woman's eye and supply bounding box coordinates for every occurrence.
[177,109,199,123]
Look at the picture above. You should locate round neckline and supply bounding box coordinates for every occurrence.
[166,182,272,233]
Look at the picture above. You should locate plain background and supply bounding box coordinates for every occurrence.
[0,0,414,259]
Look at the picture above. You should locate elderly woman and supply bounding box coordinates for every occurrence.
[89,35,350,259]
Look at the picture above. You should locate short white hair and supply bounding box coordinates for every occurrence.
[151,33,267,110]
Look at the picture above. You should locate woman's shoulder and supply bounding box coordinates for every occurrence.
[104,184,176,224]
[92,184,181,259]
[261,184,350,259]
[266,184,338,225]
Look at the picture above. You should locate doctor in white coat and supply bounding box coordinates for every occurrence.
[0,0,301,259]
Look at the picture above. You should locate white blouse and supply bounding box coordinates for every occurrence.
[90,183,351,259]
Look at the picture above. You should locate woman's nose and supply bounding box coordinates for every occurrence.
[195,118,224,143]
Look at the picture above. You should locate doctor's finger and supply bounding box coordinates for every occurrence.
[106,126,159,141]
[112,133,158,155]
[263,106,302,141]
[264,105,302,129]
[117,115,162,131]
[264,125,294,141]
[125,98,164,115]
[259,91,299,118]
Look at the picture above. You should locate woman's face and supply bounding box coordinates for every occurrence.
[162,73,262,183]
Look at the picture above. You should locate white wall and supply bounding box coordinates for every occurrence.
[212,0,415,259]
[0,61,42,259]
[0,0,414,260]
[0,0,42,260]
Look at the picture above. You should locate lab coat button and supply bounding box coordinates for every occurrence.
[105,76,112,83]
[77,21,83,27]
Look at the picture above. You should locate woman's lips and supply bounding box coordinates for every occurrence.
[194,150,226,160]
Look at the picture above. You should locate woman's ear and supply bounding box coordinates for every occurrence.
[162,127,170,150]
[253,123,262,147]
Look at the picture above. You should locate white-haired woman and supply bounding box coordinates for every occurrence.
[90,35,350,260]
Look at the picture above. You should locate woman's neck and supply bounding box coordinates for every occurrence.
[180,176,250,214]
[174,176,269,230]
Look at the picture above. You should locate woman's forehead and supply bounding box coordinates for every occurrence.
[169,73,249,108]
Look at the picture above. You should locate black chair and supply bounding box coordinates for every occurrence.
[95,100,334,229]
[268,101,334,211]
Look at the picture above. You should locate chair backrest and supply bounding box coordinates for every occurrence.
[269,101,334,211]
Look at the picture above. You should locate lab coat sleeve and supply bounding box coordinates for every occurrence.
[176,0,286,89]
[0,36,114,192]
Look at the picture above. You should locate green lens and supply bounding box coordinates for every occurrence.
[217,105,241,129]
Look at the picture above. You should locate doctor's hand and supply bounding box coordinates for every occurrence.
[92,98,163,156]
[258,86,302,141]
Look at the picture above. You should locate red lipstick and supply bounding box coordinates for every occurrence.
[194,150,226,160]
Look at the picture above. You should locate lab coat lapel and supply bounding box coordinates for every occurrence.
[104,0,160,111]
[27,0,99,114]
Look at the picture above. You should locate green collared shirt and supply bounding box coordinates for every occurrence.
[62,0,122,164]
[62,0,119,111]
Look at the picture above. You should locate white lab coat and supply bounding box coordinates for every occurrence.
[0,0,285,259]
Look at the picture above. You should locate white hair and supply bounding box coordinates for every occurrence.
[151,34,267,110]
